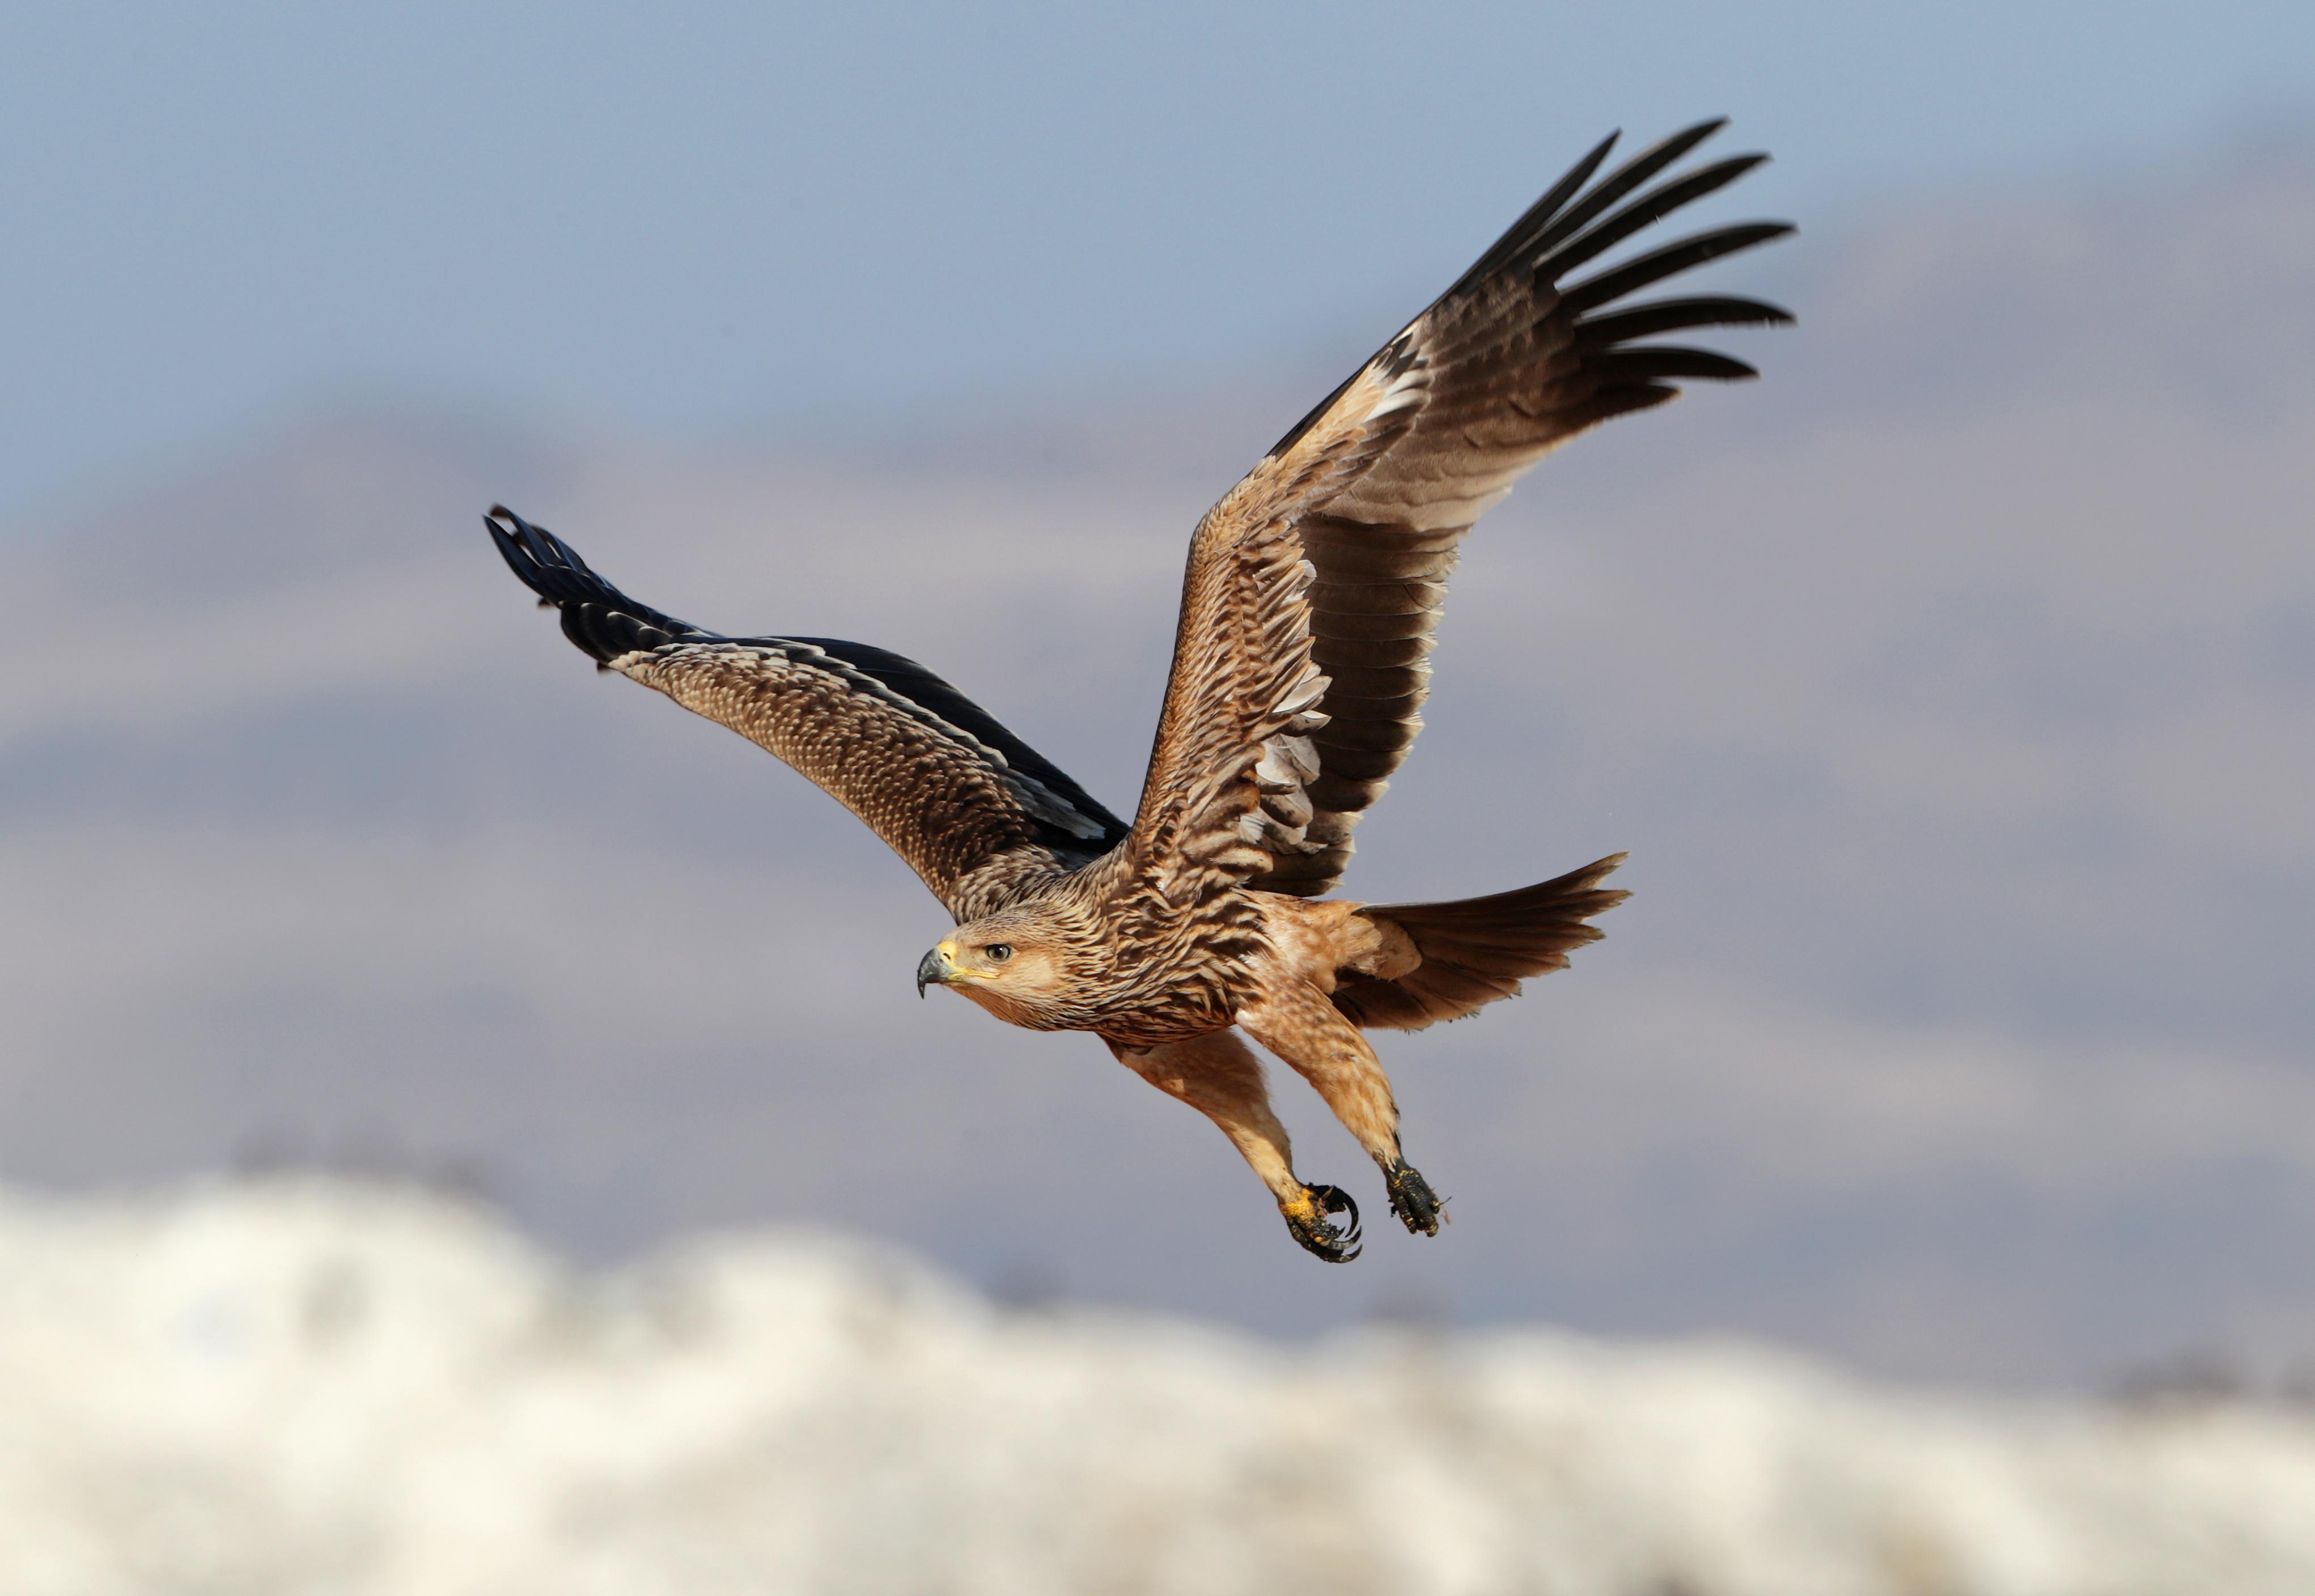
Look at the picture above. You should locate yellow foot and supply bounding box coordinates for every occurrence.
[1279,1183,1363,1263]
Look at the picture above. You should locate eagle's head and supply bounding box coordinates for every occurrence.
[915,906,1084,1029]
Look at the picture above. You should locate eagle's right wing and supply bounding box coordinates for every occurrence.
[489,508,1129,922]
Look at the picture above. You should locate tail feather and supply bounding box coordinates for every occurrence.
[1332,854,1629,1032]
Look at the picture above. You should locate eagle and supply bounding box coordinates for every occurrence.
[489,121,1790,1262]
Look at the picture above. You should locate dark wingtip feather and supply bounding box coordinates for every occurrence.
[1560,220,1797,316]
[1594,345,1762,383]
[483,504,707,664]
[1585,382,1682,422]
[1534,152,1773,283]
[1574,295,1796,346]
[1521,118,1733,264]
[1446,126,1625,296]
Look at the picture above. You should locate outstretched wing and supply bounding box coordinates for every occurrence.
[488,508,1129,921]
[1127,120,1792,905]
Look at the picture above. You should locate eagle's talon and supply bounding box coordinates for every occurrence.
[1385,1160,1446,1236]
[1282,1182,1363,1262]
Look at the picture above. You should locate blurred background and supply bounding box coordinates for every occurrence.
[2,3,2314,1585]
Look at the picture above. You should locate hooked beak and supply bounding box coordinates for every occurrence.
[915,943,956,999]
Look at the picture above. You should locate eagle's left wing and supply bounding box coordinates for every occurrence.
[489,508,1129,920]
[1124,121,1791,907]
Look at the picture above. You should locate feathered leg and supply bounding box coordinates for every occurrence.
[1105,1030,1362,1262]
[1236,981,1446,1236]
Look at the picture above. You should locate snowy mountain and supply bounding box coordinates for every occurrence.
[3,1178,2312,1595]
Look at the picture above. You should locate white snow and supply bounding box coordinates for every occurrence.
[2,1178,2312,1595]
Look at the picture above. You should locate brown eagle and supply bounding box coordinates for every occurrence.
[490,121,1790,1261]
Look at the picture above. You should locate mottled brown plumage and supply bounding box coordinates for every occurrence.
[489,122,1790,1260]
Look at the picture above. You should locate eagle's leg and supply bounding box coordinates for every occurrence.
[1105,1031,1362,1263]
[1236,981,1447,1237]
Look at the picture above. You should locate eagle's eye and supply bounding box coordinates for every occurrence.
[983,943,1014,963]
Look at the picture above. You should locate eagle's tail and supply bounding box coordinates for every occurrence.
[1330,854,1629,1032]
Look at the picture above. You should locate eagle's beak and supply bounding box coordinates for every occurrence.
[915,943,956,998]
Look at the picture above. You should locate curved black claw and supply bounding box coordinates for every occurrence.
[1385,1160,1448,1237]
[1281,1183,1363,1263]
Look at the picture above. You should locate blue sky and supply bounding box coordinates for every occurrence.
[3,1,2312,515]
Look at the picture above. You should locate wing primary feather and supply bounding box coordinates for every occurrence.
[1590,345,1761,381]
[486,506,715,662]
[1582,381,1682,422]
[1533,154,1769,282]
[1520,117,1729,263]
[1559,222,1796,315]
[1441,128,1622,299]
[1572,295,1795,345]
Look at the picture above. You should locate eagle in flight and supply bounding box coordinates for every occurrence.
[490,121,1790,1262]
